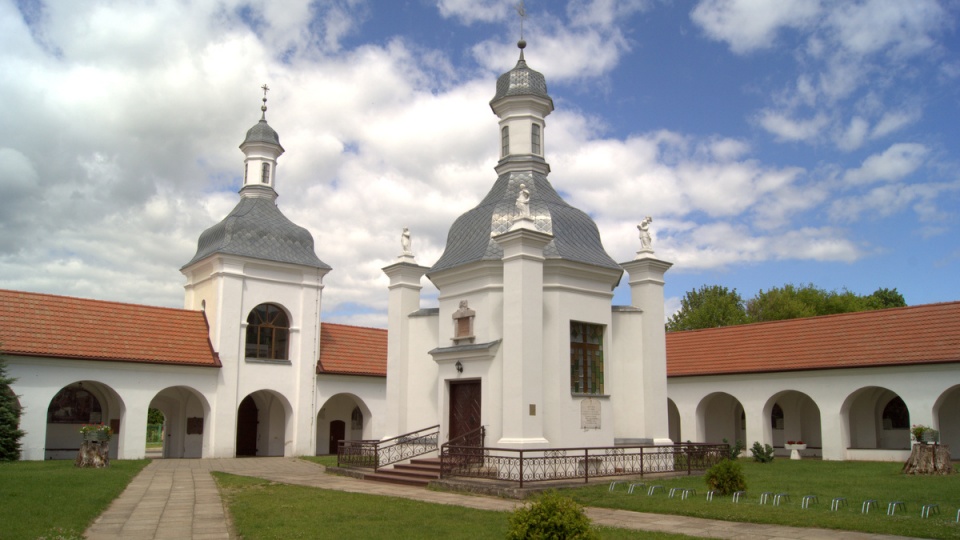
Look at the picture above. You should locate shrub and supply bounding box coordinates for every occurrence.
[750,441,775,463]
[704,459,746,495]
[507,491,598,540]
[722,438,745,460]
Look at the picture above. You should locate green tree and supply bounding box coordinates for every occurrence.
[865,287,907,309]
[666,285,747,332]
[0,356,26,461]
[148,408,165,425]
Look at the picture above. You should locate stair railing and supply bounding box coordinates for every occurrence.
[439,425,486,478]
[338,424,440,471]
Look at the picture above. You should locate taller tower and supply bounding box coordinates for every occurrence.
[182,88,331,458]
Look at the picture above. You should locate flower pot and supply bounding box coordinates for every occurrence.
[784,443,806,460]
[82,431,110,442]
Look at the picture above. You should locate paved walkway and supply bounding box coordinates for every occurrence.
[85,458,913,539]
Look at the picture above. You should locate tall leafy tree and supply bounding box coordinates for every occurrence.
[666,285,747,332]
[0,355,25,461]
[865,287,907,310]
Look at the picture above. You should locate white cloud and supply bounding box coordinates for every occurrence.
[757,111,829,142]
[437,0,514,24]
[843,143,928,185]
[691,0,820,54]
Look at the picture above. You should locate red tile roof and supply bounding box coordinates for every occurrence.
[667,301,960,377]
[0,289,220,367]
[317,323,386,377]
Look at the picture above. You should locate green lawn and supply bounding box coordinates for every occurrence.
[0,459,150,539]
[300,454,339,468]
[214,473,694,539]
[565,459,960,539]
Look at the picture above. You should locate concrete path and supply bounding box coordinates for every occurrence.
[85,458,912,539]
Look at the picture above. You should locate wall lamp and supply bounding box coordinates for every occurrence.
[455,361,463,374]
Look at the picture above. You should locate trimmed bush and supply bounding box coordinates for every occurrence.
[750,441,775,463]
[704,459,747,495]
[722,438,745,460]
[507,491,598,540]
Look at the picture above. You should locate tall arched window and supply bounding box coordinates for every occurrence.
[351,406,363,431]
[531,123,541,154]
[770,403,784,429]
[243,163,248,184]
[261,162,270,183]
[501,126,510,157]
[245,303,289,360]
[882,396,909,429]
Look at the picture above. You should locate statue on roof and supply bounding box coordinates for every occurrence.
[401,227,413,256]
[638,216,653,252]
[516,183,531,218]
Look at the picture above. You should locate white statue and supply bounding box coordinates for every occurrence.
[401,227,413,256]
[637,216,653,252]
[516,183,531,217]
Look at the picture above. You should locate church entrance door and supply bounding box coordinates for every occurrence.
[236,396,258,456]
[329,420,345,455]
[449,380,481,442]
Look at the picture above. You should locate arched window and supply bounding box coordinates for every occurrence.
[351,406,363,431]
[501,126,510,157]
[243,163,248,184]
[882,396,909,429]
[771,403,784,429]
[531,123,541,154]
[261,162,270,183]
[245,303,289,360]
[48,383,102,423]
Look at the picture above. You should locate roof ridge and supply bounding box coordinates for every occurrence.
[667,300,960,335]
[0,288,199,314]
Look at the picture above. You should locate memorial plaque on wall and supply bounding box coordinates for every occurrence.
[187,417,204,435]
[580,398,601,429]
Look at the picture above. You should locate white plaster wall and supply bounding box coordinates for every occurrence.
[316,375,386,452]
[7,356,219,461]
[668,363,960,461]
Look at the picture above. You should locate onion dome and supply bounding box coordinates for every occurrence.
[182,197,329,270]
[491,40,552,105]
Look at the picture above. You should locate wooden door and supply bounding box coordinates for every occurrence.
[329,420,346,455]
[449,381,481,442]
[236,396,258,456]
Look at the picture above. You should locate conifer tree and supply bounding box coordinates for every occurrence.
[0,355,26,461]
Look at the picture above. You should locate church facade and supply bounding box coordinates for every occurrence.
[2,43,958,463]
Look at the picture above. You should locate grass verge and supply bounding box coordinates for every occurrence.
[566,459,960,539]
[0,459,150,539]
[299,454,339,468]
[213,472,695,539]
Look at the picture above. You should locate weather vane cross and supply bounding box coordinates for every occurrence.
[260,83,270,118]
[516,1,526,40]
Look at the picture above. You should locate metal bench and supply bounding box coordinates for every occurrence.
[830,497,848,511]
[647,485,664,496]
[886,501,905,516]
[759,492,774,504]
[861,499,878,514]
[801,495,818,509]
[732,490,747,503]
[773,493,790,506]
[627,482,645,494]
[920,503,939,518]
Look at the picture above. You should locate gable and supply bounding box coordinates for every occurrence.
[667,301,960,377]
[0,289,220,367]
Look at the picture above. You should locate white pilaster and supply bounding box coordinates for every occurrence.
[494,220,552,446]
[382,260,428,437]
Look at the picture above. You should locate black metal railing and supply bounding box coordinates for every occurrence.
[440,442,727,488]
[338,424,440,471]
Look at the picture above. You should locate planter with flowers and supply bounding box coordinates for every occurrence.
[76,424,112,468]
[784,440,806,460]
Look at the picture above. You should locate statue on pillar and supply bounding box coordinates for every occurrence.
[400,227,414,257]
[637,216,653,252]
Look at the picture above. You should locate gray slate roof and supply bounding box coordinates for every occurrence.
[183,196,329,270]
[492,51,551,103]
[242,119,284,150]
[428,171,621,274]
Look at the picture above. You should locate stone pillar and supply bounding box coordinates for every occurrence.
[494,218,552,446]
[382,256,428,437]
[620,252,673,445]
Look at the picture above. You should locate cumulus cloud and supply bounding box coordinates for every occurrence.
[843,143,929,185]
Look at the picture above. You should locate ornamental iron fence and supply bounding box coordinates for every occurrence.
[440,442,727,488]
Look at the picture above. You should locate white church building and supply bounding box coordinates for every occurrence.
[1,41,958,463]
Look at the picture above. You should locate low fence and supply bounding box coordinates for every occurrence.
[338,424,440,471]
[440,443,727,488]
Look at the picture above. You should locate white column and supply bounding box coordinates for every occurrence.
[620,253,673,445]
[494,219,552,446]
[382,258,428,437]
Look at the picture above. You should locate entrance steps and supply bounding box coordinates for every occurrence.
[363,457,441,487]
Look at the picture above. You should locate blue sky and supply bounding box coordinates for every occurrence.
[1,0,958,326]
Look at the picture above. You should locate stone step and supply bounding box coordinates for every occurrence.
[364,471,433,487]
[364,457,442,488]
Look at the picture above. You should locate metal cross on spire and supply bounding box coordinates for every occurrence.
[260,83,270,119]
[516,1,526,40]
